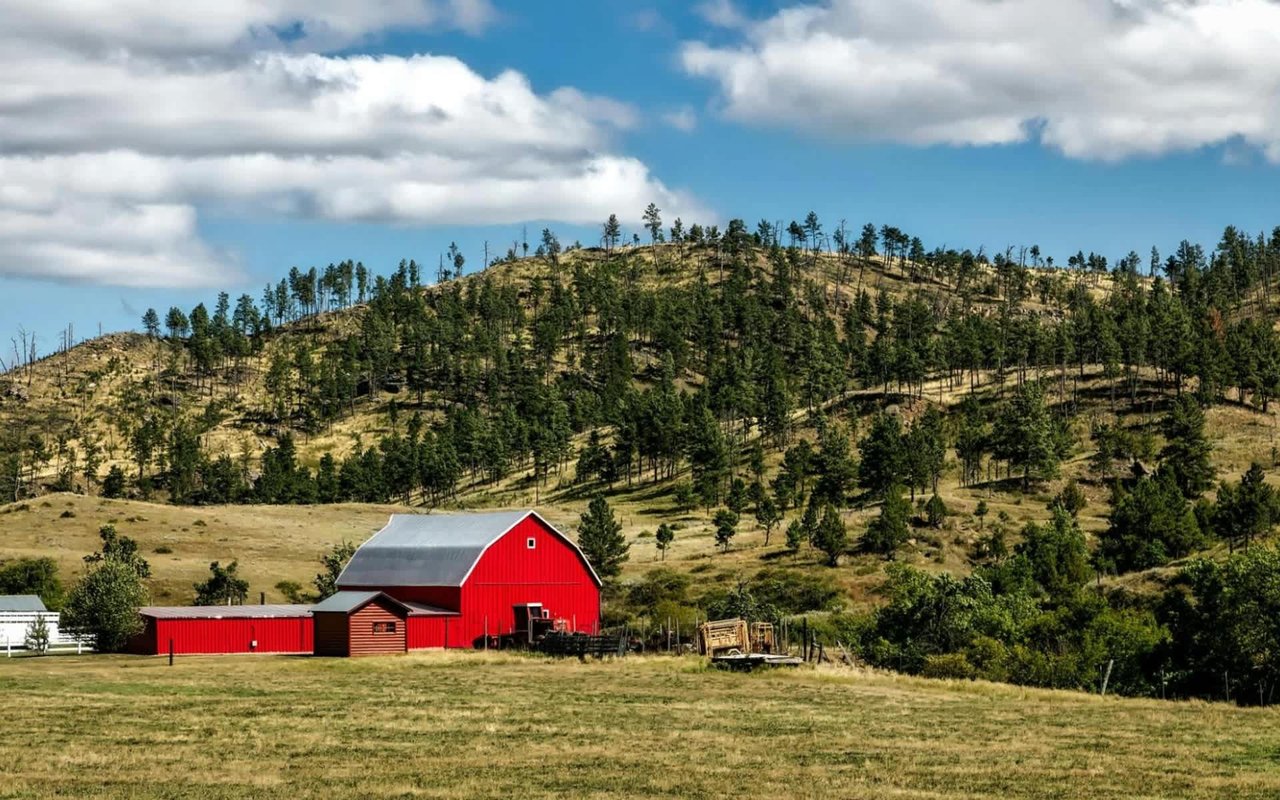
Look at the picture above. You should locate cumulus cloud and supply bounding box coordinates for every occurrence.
[681,0,1280,162]
[0,1,701,287]
[2,0,499,55]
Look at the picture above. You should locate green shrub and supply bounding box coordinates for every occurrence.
[921,652,977,680]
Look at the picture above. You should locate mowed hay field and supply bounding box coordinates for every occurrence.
[2,655,1280,799]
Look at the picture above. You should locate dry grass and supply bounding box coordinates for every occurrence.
[1,652,1279,799]
[0,494,408,602]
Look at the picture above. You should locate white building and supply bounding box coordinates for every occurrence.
[0,595,69,652]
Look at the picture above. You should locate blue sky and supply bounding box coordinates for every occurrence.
[3,0,1280,349]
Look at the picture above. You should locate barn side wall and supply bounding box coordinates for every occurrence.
[458,516,600,646]
[346,599,407,656]
[148,616,313,655]
[406,615,463,649]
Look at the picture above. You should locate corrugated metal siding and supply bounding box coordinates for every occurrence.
[458,516,600,646]
[346,598,406,656]
[143,616,313,655]
[407,616,452,649]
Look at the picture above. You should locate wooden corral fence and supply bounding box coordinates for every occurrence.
[537,630,627,660]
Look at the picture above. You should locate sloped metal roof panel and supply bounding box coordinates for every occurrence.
[310,591,383,614]
[0,595,47,612]
[337,510,533,589]
[139,604,312,619]
[402,601,460,617]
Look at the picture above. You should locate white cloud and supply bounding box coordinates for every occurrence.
[662,107,699,133]
[695,0,750,29]
[682,0,1280,162]
[0,1,703,287]
[1,0,498,55]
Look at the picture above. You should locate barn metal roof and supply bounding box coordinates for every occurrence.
[338,510,597,589]
[310,590,389,614]
[139,604,312,620]
[0,595,47,612]
[402,601,460,617]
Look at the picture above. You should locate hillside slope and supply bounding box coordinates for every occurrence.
[1,236,1278,605]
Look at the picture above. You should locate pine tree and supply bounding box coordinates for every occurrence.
[578,496,629,579]
[754,494,781,546]
[784,519,806,557]
[23,614,50,654]
[1160,395,1215,499]
[858,413,905,498]
[603,214,622,252]
[813,421,857,506]
[925,494,948,528]
[1213,463,1280,553]
[655,523,675,561]
[643,203,662,247]
[812,504,848,566]
[863,484,911,558]
[991,381,1061,489]
[713,509,739,552]
[141,308,161,338]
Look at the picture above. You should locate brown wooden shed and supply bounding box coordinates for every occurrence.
[311,591,411,657]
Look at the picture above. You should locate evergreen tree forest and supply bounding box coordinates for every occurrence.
[8,212,1280,701]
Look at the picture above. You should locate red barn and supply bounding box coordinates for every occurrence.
[332,510,601,652]
[129,605,313,655]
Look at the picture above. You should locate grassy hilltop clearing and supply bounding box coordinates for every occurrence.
[7,224,1280,703]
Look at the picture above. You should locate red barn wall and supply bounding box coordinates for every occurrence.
[359,585,460,611]
[138,616,312,655]
[458,516,600,645]
[406,615,464,649]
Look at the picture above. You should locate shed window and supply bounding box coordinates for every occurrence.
[527,537,537,549]
[373,621,397,634]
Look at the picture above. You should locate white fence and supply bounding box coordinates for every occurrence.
[1,612,94,655]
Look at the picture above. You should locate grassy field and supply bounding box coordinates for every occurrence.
[2,653,1279,799]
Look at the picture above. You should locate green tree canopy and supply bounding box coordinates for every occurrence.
[1159,395,1215,499]
[578,496,629,580]
[193,560,249,606]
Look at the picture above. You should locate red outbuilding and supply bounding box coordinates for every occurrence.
[129,605,313,655]
[125,510,599,658]
[334,510,601,652]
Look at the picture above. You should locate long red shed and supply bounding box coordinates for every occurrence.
[334,510,601,652]
[129,605,313,655]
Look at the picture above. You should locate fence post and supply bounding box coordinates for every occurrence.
[168,638,174,667]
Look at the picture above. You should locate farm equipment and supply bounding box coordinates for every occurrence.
[696,618,800,670]
[697,618,751,657]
